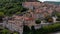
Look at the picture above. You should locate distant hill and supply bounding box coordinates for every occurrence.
[44,1,60,5]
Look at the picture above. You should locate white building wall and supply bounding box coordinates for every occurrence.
[52,17,57,23]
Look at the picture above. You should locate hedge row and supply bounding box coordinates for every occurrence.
[35,23,60,34]
[23,23,60,34]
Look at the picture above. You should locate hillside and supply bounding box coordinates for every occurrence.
[44,1,60,5]
[0,0,23,16]
[0,0,39,17]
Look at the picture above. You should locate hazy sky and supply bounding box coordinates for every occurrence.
[38,0,60,2]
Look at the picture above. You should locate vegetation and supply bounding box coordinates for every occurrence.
[35,19,41,24]
[0,0,29,17]
[39,23,60,34]
[45,16,53,23]
[23,25,30,34]
[26,23,60,34]
[0,0,39,16]
[56,12,60,18]
[55,12,60,21]
[56,18,60,21]
[44,1,60,5]
[0,12,4,22]
[0,12,4,17]
[12,31,19,34]
[0,26,19,34]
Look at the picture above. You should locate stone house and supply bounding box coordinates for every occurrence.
[3,15,23,34]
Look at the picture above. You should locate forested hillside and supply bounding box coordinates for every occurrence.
[0,0,29,17]
[44,1,60,5]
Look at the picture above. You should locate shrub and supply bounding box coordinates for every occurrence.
[56,18,60,21]
[39,23,60,34]
[13,31,19,34]
[26,23,60,34]
[45,16,53,23]
[35,19,41,24]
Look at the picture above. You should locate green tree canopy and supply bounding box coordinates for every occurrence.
[35,19,41,24]
[0,0,28,16]
[56,12,60,18]
[0,12,4,17]
[23,25,30,34]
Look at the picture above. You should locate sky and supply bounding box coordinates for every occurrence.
[38,0,60,2]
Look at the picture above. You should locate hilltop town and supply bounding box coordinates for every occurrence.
[0,1,60,34]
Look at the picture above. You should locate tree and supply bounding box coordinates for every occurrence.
[31,26,35,31]
[55,12,60,21]
[52,10,56,17]
[35,19,41,24]
[23,25,30,34]
[0,12,4,22]
[56,18,60,21]
[0,12,4,17]
[16,12,21,15]
[31,26,36,34]
[0,0,27,16]
[12,31,19,34]
[45,16,53,23]
[56,12,60,18]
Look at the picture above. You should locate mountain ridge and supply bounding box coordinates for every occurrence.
[44,1,60,5]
